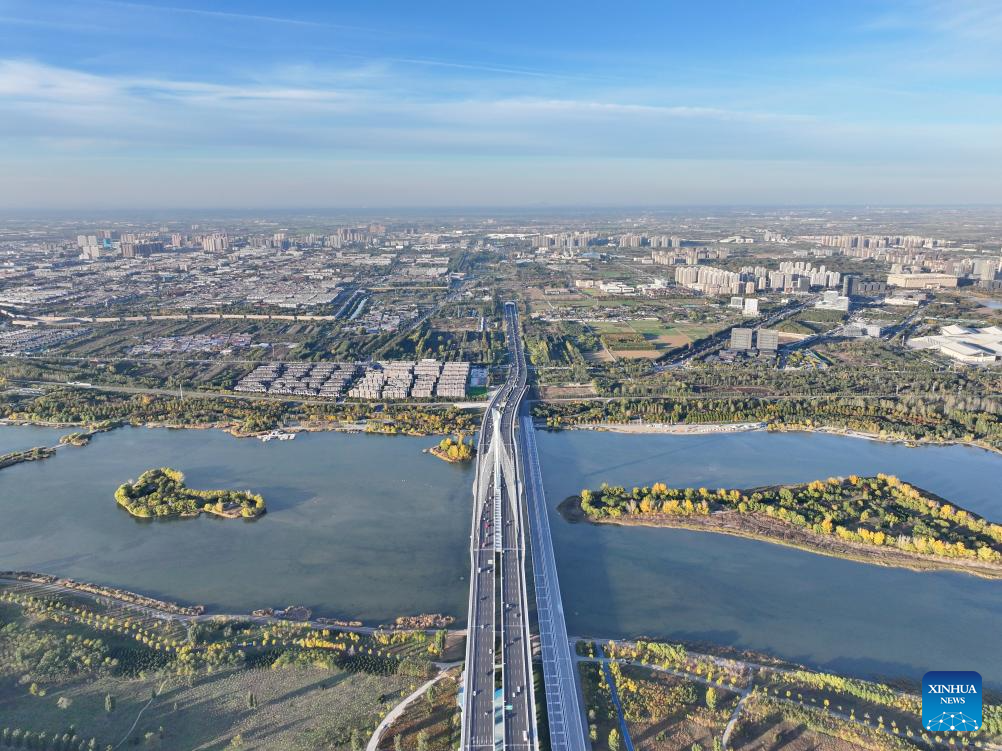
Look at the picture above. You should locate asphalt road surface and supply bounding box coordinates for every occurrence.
[462,397,501,751]
[499,304,534,750]
[462,302,586,751]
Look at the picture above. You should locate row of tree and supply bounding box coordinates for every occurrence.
[534,393,1002,451]
[1,387,479,437]
[0,729,103,750]
[581,475,1002,562]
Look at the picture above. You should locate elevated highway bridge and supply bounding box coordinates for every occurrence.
[460,303,588,751]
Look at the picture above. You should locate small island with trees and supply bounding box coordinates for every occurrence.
[429,434,475,463]
[114,467,266,520]
[59,431,91,447]
[563,474,1002,577]
[0,446,55,471]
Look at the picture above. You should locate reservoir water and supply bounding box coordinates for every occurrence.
[535,429,1002,687]
[1,424,1000,686]
[0,426,474,624]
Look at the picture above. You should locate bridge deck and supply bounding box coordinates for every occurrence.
[521,415,589,751]
[461,303,587,751]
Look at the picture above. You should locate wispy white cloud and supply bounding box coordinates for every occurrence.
[0,13,109,33]
[469,98,814,123]
[0,57,998,171]
[0,59,349,105]
[922,0,1002,39]
[0,2,998,206]
[97,0,374,32]
[385,56,601,82]
[863,0,1002,41]
[0,58,806,125]
[0,59,118,100]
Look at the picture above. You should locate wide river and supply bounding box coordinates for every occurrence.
[1,425,1000,686]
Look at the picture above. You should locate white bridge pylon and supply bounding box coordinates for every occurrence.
[474,408,520,552]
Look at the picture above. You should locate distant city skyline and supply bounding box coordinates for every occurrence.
[1,0,1001,208]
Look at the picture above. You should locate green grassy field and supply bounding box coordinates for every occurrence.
[582,319,724,358]
[0,587,440,750]
[1,663,412,750]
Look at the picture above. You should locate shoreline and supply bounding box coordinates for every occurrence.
[551,418,1002,456]
[0,417,465,440]
[0,445,56,470]
[558,495,1002,580]
[114,467,266,520]
[773,423,1002,456]
[117,504,263,521]
[0,570,457,634]
[562,420,766,435]
[426,445,475,464]
[4,415,999,456]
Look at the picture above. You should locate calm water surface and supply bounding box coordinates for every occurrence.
[1,425,1000,686]
[0,426,473,624]
[0,424,67,454]
[536,430,1002,687]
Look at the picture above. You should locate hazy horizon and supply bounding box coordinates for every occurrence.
[2,0,1001,208]
[4,204,1002,217]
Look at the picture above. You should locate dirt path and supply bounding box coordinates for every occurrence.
[366,671,451,751]
[722,694,751,748]
[113,678,169,749]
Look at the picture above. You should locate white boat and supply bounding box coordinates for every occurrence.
[259,430,296,442]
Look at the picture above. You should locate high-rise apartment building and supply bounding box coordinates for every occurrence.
[200,234,230,252]
[730,328,753,350]
[756,329,779,351]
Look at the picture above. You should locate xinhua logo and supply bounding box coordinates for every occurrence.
[922,671,982,732]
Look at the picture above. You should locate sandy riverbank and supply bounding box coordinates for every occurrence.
[565,421,766,435]
[557,419,1002,455]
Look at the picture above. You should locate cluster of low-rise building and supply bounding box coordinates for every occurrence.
[574,279,637,295]
[235,359,472,399]
[0,243,356,315]
[237,362,362,398]
[349,361,416,399]
[244,280,343,308]
[0,285,75,308]
[0,326,87,355]
[0,222,446,318]
[347,359,471,399]
[129,333,253,356]
[842,320,885,338]
[349,300,421,334]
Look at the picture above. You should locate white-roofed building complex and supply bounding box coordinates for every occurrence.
[907,326,1002,365]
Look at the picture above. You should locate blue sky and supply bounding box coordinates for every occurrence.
[0,0,1000,208]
